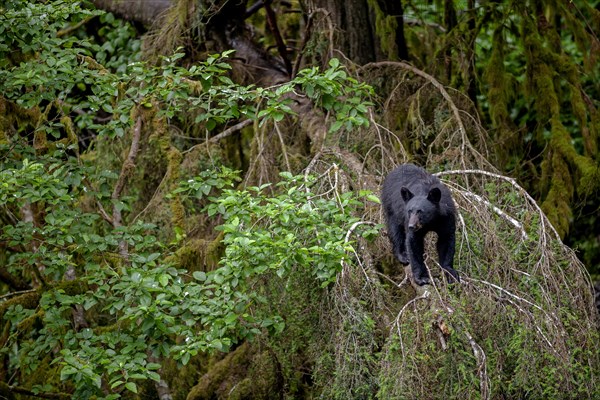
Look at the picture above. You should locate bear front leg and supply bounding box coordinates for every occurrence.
[436,228,460,283]
[387,218,409,265]
[407,232,430,285]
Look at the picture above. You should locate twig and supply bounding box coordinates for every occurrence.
[131,170,169,224]
[183,119,253,155]
[465,277,553,320]
[341,221,377,281]
[20,203,46,287]
[274,122,291,171]
[245,0,264,18]
[83,173,113,225]
[392,292,430,336]
[363,62,467,147]
[302,7,334,61]
[344,221,376,244]
[0,288,37,301]
[292,9,315,77]
[112,116,143,228]
[56,16,94,38]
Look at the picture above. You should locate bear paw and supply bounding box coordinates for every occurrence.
[396,251,409,265]
[413,275,431,286]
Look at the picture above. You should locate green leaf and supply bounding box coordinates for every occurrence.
[125,382,138,393]
[181,352,191,366]
[159,274,170,287]
[330,120,343,132]
[110,380,124,389]
[206,119,217,131]
[193,271,206,281]
[366,194,381,204]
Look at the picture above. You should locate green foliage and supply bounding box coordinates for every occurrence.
[1,1,598,399]
[0,142,374,398]
[278,58,374,132]
[0,1,373,144]
[0,1,376,397]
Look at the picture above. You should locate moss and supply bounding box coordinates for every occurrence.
[367,0,399,60]
[0,382,15,400]
[165,233,224,272]
[16,309,44,332]
[167,147,185,230]
[0,291,40,323]
[60,115,78,150]
[55,278,88,296]
[0,98,9,144]
[20,354,71,397]
[33,128,48,154]
[230,349,281,400]
[187,342,252,400]
[484,28,513,128]
[540,139,574,238]
[187,343,282,400]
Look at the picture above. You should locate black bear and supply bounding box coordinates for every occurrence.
[381,163,459,286]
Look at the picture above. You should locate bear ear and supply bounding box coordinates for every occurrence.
[401,187,413,202]
[428,187,442,203]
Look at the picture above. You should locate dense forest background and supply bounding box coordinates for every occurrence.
[0,0,599,399]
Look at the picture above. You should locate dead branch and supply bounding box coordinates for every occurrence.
[462,328,490,400]
[274,122,291,171]
[362,61,471,165]
[183,119,253,155]
[0,288,37,301]
[457,188,528,240]
[435,168,561,240]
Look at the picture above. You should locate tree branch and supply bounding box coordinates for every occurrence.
[0,267,31,291]
[183,118,253,155]
[1,382,70,399]
[112,116,143,259]
[112,116,143,228]
[91,0,172,26]
[264,0,292,75]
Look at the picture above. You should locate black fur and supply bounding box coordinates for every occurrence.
[382,164,459,285]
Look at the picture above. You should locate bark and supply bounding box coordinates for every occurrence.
[376,0,408,60]
[92,0,172,26]
[307,0,378,64]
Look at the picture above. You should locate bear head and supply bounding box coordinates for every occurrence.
[400,186,442,231]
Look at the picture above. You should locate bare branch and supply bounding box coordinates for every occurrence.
[435,168,561,240]
[458,190,528,240]
[463,328,490,400]
[183,119,253,155]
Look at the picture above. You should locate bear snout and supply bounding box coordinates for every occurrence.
[408,213,422,230]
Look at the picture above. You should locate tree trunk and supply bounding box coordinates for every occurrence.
[307,0,378,64]
[92,0,172,25]
[376,0,408,60]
